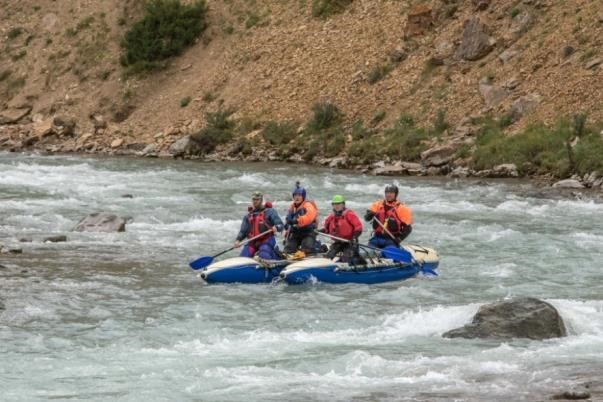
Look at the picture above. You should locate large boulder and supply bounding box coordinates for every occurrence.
[455,17,496,61]
[443,297,567,340]
[421,144,457,167]
[168,135,203,157]
[73,212,126,232]
[0,107,32,124]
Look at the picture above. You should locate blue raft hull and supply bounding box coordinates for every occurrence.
[279,258,437,285]
[199,245,439,285]
[200,257,288,284]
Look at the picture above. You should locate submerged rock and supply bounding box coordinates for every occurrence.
[443,297,566,340]
[73,212,126,232]
[43,235,67,243]
[551,390,591,400]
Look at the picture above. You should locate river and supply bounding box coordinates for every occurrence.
[1,152,602,401]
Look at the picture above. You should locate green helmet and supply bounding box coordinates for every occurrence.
[331,194,345,204]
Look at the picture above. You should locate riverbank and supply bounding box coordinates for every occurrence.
[2,110,603,194]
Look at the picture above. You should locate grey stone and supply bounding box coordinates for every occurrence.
[443,297,566,340]
[73,212,126,232]
[585,58,602,70]
[43,235,67,243]
[511,12,532,35]
[511,93,541,121]
[373,164,406,176]
[498,49,518,64]
[168,135,203,157]
[329,156,348,168]
[552,179,584,189]
[421,144,457,167]
[491,163,519,177]
[479,81,509,108]
[0,107,32,124]
[140,144,157,156]
[455,17,496,61]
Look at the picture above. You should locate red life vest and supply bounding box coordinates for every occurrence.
[374,201,404,235]
[325,210,355,240]
[247,207,272,243]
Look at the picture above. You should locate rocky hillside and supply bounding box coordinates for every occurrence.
[1,0,602,182]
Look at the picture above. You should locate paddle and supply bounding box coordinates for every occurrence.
[371,216,398,243]
[314,231,412,264]
[189,229,274,270]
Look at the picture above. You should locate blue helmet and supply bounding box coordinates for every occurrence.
[292,186,306,200]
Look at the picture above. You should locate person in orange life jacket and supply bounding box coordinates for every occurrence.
[234,191,284,260]
[364,184,413,248]
[284,185,318,254]
[319,195,363,263]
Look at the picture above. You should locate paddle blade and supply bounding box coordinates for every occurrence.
[381,246,413,263]
[189,256,213,270]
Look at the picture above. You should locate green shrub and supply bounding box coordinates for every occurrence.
[180,96,191,107]
[262,121,297,145]
[347,138,379,164]
[371,110,386,125]
[190,107,236,153]
[306,101,342,132]
[311,0,353,18]
[120,0,207,72]
[367,63,393,84]
[382,115,430,161]
[245,13,260,29]
[7,27,23,39]
[471,120,574,176]
[0,70,12,82]
[432,109,449,135]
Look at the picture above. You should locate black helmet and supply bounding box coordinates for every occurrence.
[384,184,398,196]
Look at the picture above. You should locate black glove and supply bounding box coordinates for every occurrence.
[350,235,359,248]
[364,210,375,222]
[286,217,297,226]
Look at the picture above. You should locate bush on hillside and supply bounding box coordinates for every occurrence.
[262,121,297,145]
[311,0,353,19]
[190,107,236,153]
[306,101,342,132]
[471,120,572,176]
[381,114,430,161]
[120,0,207,72]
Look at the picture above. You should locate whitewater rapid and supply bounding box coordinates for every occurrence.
[1,152,602,401]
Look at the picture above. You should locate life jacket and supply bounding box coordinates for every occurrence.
[325,209,356,240]
[374,200,405,236]
[287,199,318,233]
[247,206,273,244]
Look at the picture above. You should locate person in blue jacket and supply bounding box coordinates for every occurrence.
[234,191,284,260]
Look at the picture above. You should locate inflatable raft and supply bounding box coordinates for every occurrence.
[279,245,439,285]
[199,245,439,285]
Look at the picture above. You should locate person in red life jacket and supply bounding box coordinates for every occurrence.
[284,184,318,254]
[364,184,413,248]
[320,195,363,263]
[234,191,284,260]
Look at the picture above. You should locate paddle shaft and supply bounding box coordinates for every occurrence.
[315,230,379,252]
[372,216,399,243]
[315,230,411,265]
[201,229,273,261]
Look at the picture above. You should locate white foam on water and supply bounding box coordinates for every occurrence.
[129,216,240,233]
[548,299,603,336]
[480,262,518,277]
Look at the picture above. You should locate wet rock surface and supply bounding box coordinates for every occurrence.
[443,297,566,340]
[73,212,126,232]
